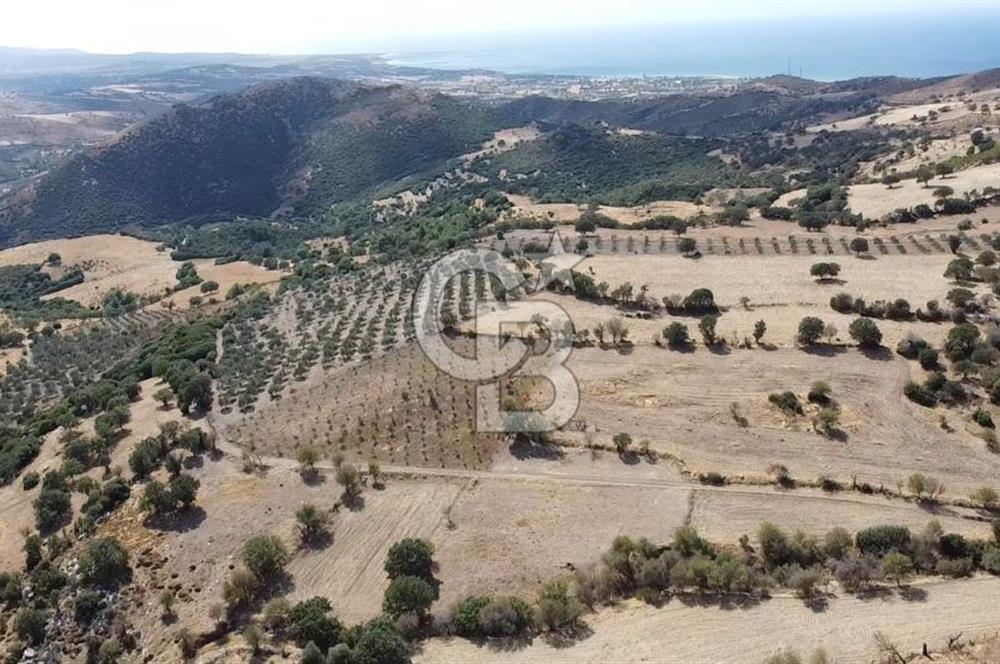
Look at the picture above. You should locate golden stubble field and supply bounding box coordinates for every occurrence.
[0,234,283,311]
[555,251,984,350]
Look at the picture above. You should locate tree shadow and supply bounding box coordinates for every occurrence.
[860,346,892,361]
[855,585,894,602]
[803,592,831,613]
[666,344,696,354]
[826,428,849,443]
[540,622,594,649]
[707,343,732,356]
[509,438,565,461]
[898,585,929,602]
[298,530,334,551]
[341,492,366,512]
[674,591,764,611]
[143,506,207,532]
[916,500,961,518]
[613,342,635,356]
[802,344,848,357]
[815,278,847,286]
[480,635,535,653]
[183,454,205,471]
[619,450,641,466]
[300,469,326,486]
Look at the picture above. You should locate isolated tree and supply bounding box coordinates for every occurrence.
[678,237,698,256]
[753,320,767,345]
[612,432,632,456]
[368,460,383,488]
[242,535,289,581]
[336,464,361,501]
[970,486,999,510]
[385,538,435,581]
[822,323,838,344]
[944,256,974,280]
[907,473,944,501]
[295,504,331,546]
[698,315,718,346]
[935,162,955,178]
[604,317,629,345]
[881,173,901,189]
[575,216,597,234]
[662,322,690,348]
[297,447,319,475]
[810,262,841,281]
[848,317,882,348]
[169,474,200,510]
[947,234,962,254]
[916,164,934,188]
[849,237,869,256]
[683,288,717,313]
[814,408,840,436]
[153,387,173,409]
[592,323,605,345]
[797,317,825,346]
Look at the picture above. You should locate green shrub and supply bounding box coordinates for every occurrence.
[242,535,289,581]
[21,472,39,490]
[78,537,130,587]
[289,597,343,651]
[383,575,435,617]
[855,525,911,556]
[384,538,435,581]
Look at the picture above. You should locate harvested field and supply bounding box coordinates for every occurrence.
[689,487,993,543]
[562,251,981,348]
[847,162,1000,219]
[503,193,717,224]
[433,477,690,606]
[415,578,1000,664]
[0,234,284,310]
[564,345,1000,496]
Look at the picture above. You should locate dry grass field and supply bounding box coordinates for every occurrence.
[0,234,283,311]
[847,162,1000,220]
[563,344,998,496]
[503,193,717,224]
[415,579,1000,664]
[564,251,981,350]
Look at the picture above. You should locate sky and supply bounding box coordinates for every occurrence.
[1,0,994,55]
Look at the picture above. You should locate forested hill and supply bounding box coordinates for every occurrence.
[0,77,498,246]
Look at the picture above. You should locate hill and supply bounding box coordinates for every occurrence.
[0,77,497,246]
[500,89,873,137]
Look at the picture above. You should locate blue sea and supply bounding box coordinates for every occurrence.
[383,9,1000,80]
